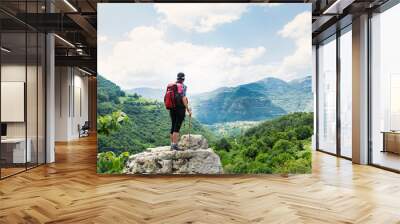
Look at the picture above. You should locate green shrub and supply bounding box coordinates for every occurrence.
[97,151,130,174]
[255,153,270,164]
[212,112,313,174]
[275,158,311,174]
[215,138,232,151]
[216,150,232,166]
[272,139,297,152]
[230,161,249,174]
[97,111,129,136]
[294,126,313,140]
[242,144,258,159]
[247,162,273,174]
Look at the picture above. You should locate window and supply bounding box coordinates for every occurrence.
[371,3,400,171]
[339,27,352,158]
[317,35,337,154]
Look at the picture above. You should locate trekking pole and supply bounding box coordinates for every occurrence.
[188,114,191,150]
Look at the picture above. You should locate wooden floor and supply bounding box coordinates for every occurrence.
[1,167,26,178]
[1,136,400,224]
[372,150,400,171]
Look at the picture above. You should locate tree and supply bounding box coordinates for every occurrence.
[97,151,130,174]
[97,111,129,136]
[272,139,297,152]
[294,126,313,140]
[212,112,313,174]
[215,138,231,151]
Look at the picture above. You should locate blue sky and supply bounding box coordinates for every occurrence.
[98,3,311,94]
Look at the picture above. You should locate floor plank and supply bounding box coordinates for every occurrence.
[0,135,400,224]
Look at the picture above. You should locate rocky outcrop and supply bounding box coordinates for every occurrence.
[123,135,223,174]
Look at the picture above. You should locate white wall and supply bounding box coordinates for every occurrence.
[55,66,69,141]
[1,65,36,138]
[46,33,55,163]
[72,73,89,138]
[352,14,369,164]
[55,67,89,141]
[1,63,46,164]
[1,65,26,137]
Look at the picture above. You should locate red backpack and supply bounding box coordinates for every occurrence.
[164,83,177,109]
[164,83,184,109]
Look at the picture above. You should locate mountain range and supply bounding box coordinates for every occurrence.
[191,76,313,124]
[126,87,165,102]
[126,76,313,125]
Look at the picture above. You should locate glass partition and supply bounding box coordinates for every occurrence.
[317,35,337,154]
[0,1,46,179]
[371,3,400,171]
[339,27,352,158]
[1,30,28,177]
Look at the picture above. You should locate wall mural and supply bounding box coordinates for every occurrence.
[97,3,313,175]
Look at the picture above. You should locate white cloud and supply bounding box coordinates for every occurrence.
[277,11,311,79]
[154,3,248,33]
[98,11,312,95]
[98,26,274,94]
[278,11,310,40]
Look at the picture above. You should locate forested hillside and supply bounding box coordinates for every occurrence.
[213,112,313,174]
[97,75,126,109]
[97,76,214,155]
[192,76,313,124]
[97,75,313,174]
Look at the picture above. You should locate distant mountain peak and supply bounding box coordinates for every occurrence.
[255,77,289,88]
[126,87,164,101]
[289,75,311,84]
[263,76,284,81]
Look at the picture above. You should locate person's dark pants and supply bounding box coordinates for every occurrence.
[170,108,186,134]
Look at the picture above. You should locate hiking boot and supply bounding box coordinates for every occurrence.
[171,144,182,151]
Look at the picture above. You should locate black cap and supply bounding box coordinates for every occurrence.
[177,72,185,81]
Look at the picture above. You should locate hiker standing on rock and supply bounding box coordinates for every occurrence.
[164,72,192,150]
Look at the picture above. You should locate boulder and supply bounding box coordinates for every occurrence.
[123,135,223,174]
[178,134,208,150]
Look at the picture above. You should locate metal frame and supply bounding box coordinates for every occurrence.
[315,33,338,156]
[315,22,353,162]
[367,0,400,172]
[0,0,48,180]
[367,11,373,165]
[0,21,2,179]
[315,44,320,151]
[25,2,28,172]
[338,24,352,160]
[336,27,341,157]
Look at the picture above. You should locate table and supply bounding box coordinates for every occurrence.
[382,131,400,154]
[1,138,31,164]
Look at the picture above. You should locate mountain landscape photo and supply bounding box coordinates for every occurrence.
[97,4,313,174]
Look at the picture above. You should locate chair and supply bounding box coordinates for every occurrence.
[79,121,90,138]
